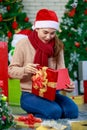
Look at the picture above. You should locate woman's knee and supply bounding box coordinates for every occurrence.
[56,94,79,119]
[35,103,62,120]
[62,102,79,119]
[46,105,62,120]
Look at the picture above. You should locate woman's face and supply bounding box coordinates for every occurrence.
[36,28,56,43]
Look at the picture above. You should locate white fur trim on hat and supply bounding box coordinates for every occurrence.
[33,21,59,30]
[12,34,27,47]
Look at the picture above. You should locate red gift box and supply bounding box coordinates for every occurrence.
[32,66,58,101]
[56,68,70,90]
[0,42,8,96]
[83,81,87,103]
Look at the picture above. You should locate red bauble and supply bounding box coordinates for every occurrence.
[75,42,80,48]
[0,14,3,22]
[84,0,87,2]
[2,116,6,121]
[12,21,18,29]
[85,47,87,51]
[24,17,29,22]
[7,31,12,38]
[68,33,72,37]
[0,0,2,2]
[68,8,76,17]
[7,6,11,11]
[84,9,87,15]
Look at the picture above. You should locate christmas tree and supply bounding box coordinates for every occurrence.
[0,0,32,63]
[0,81,15,129]
[57,0,87,80]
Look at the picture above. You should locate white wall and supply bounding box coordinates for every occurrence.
[22,0,68,24]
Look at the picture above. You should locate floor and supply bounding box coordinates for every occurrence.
[9,103,87,130]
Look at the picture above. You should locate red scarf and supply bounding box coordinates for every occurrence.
[28,30,55,66]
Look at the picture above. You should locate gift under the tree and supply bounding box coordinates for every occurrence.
[32,66,58,101]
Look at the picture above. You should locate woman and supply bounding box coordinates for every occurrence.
[8,8,78,120]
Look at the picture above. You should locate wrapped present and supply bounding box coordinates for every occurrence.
[32,66,58,101]
[15,114,42,128]
[56,68,70,90]
[84,81,87,103]
[8,79,21,106]
[0,42,8,96]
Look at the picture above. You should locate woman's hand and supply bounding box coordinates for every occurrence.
[63,80,75,93]
[24,63,39,74]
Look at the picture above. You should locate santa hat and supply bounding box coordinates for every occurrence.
[32,9,59,30]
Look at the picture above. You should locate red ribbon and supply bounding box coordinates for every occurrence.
[16,114,42,128]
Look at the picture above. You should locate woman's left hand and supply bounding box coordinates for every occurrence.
[63,80,75,93]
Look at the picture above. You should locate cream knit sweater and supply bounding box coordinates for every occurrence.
[8,36,65,93]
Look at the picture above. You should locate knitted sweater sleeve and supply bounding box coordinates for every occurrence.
[8,37,30,79]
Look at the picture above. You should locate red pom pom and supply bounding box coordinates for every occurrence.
[18,29,32,36]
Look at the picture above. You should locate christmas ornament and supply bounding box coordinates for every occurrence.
[77,27,82,36]
[63,18,73,26]
[12,21,18,29]
[74,42,80,48]
[70,51,80,63]
[84,9,87,15]
[7,6,11,11]
[7,31,12,38]
[68,63,73,72]
[2,116,7,121]
[68,8,76,17]
[85,47,87,51]
[1,94,7,101]
[71,1,78,8]
[0,13,3,22]
[0,0,2,2]
[84,0,87,2]
[68,33,72,37]
[24,17,29,22]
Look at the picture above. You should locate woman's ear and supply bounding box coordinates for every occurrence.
[35,28,39,32]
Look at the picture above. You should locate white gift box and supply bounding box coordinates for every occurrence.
[78,61,87,80]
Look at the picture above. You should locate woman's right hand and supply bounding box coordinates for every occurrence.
[24,63,39,74]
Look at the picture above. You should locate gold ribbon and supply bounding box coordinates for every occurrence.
[33,67,56,97]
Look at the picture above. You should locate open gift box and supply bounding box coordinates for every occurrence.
[32,66,70,101]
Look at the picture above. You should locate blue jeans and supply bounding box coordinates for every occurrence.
[20,91,78,120]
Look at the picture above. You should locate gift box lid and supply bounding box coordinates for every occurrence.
[56,68,70,90]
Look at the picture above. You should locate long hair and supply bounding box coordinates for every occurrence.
[53,35,64,63]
